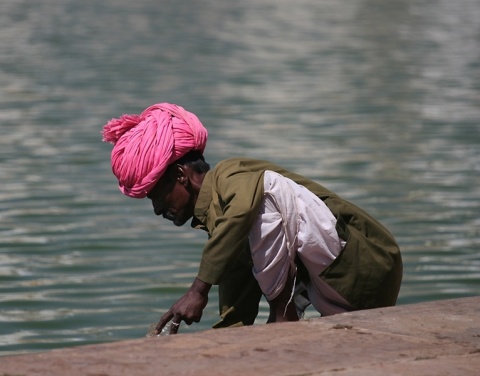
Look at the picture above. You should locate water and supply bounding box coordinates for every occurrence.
[1,0,479,356]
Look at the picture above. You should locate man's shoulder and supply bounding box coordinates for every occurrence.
[213,157,278,174]
[209,158,270,192]
[215,157,264,167]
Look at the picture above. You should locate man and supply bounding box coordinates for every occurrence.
[102,103,403,335]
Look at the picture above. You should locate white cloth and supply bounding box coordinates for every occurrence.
[248,170,351,316]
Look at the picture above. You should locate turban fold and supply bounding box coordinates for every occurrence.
[102,103,208,198]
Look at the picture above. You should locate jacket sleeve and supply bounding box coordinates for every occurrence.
[197,162,265,285]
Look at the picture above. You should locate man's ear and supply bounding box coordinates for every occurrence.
[176,164,188,185]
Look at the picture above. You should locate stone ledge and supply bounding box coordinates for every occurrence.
[1,297,479,375]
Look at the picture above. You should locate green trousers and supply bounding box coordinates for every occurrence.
[212,261,262,329]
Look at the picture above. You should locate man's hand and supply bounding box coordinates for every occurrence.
[155,277,211,335]
[267,270,298,323]
[267,295,298,323]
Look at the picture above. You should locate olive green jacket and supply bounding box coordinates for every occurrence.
[192,158,402,310]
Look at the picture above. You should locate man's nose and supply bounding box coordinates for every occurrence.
[151,200,162,216]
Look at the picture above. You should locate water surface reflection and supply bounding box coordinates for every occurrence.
[1,0,479,355]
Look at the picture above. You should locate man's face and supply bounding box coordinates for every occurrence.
[146,167,195,226]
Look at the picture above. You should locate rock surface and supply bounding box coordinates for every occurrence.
[1,297,479,375]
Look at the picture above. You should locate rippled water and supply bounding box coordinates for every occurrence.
[1,0,479,356]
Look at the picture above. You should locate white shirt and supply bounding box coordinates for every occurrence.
[249,170,351,316]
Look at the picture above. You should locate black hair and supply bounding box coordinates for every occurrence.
[171,150,210,174]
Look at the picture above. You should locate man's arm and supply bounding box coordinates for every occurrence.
[196,164,266,285]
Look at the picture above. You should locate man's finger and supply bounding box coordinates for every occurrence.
[155,311,174,334]
[169,320,181,335]
[169,315,182,335]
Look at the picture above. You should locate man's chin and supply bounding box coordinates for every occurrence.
[173,218,187,227]
[172,214,194,227]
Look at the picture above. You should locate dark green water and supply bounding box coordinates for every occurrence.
[1,0,479,355]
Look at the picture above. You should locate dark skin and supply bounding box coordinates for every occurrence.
[148,163,298,335]
[266,268,298,323]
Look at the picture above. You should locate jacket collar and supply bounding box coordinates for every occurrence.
[191,170,213,230]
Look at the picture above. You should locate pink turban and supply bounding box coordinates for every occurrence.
[102,103,208,198]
